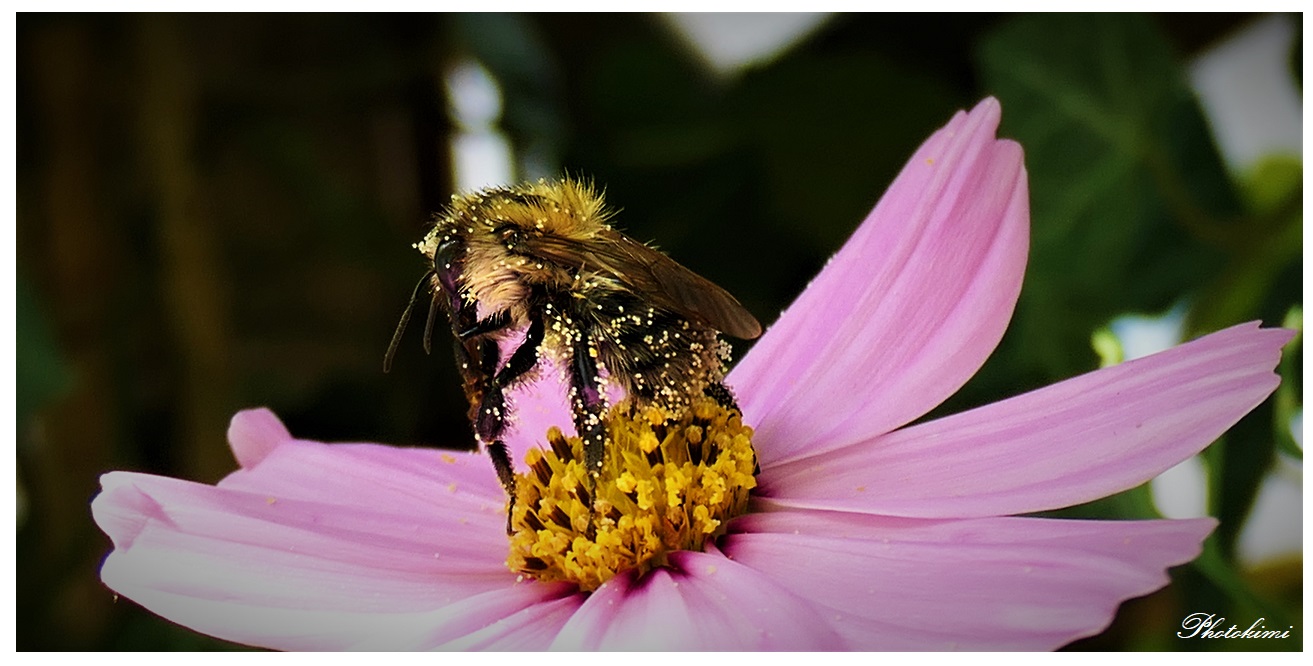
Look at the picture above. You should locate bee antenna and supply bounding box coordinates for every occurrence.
[384,270,435,373]
[422,291,440,356]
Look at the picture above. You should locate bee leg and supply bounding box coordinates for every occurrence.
[494,309,544,387]
[472,309,545,439]
[568,333,607,482]
[466,338,517,534]
[472,337,503,437]
[459,309,511,340]
[474,311,547,535]
[486,441,516,535]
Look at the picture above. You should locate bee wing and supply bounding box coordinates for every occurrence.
[531,229,762,340]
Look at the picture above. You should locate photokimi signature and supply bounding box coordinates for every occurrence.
[1178,612,1294,640]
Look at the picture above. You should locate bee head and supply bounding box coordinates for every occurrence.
[408,180,599,336]
[418,179,612,306]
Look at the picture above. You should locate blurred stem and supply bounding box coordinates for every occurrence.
[136,15,235,481]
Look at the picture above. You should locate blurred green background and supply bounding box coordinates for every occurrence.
[15,12,1301,651]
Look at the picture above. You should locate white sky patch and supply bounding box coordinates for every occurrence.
[1189,14,1302,172]
[1152,455,1210,520]
[445,59,514,191]
[660,13,832,76]
[1108,306,1185,360]
[1236,453,1303,568]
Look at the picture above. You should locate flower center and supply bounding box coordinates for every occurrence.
[505,396,757,592]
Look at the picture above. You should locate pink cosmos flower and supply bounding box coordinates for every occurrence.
[91,98,1291,650]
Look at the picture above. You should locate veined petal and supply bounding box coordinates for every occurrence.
[439,593,583,650]
[92,448,539,650]
[362,585,582,650]
[549,549,839,650]
[760,323,1291,517]
[724,510,1214,650]
[732,97,1029,467]
[549,568,692,650]
[218,428,506,524]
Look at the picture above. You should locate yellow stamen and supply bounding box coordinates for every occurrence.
[506,396,757,592]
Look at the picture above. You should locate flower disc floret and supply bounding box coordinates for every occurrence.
[506,396,757,591]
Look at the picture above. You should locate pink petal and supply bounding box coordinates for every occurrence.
[92,439,570,649]
[440,593,583,650]
[760,323,1292,517]
[501,358,577,465]
[549,568,696,650]
[500,357,632,465]
[227,408,293,468]
[731,97,1029,468]
[361,585,583,650]
[220,434,507,520]
[724,509,1214,650]
[550,550,839,650]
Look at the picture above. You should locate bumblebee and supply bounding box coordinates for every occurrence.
[386,178,761,511]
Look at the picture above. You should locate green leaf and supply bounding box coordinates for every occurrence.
[977,14,1238,381]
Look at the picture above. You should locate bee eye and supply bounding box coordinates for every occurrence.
[435,239,464,293]
[436,238,462,263]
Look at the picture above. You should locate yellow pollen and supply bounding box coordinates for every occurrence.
[505,396,757,592]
